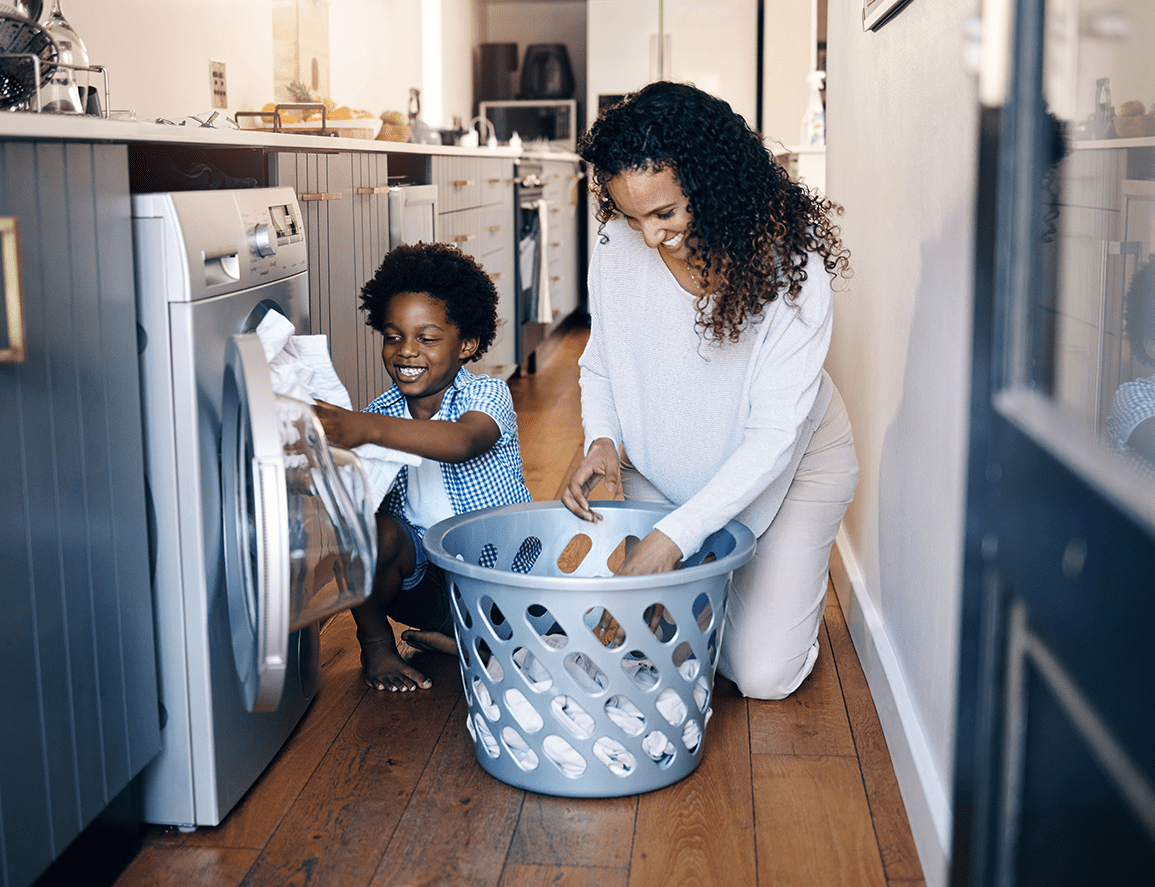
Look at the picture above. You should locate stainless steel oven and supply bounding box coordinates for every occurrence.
[515,158,547,371]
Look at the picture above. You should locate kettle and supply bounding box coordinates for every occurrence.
[519,44,575,100]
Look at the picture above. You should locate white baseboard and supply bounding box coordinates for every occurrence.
[829,528,952,887]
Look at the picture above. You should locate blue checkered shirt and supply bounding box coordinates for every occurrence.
[364,367,532,534]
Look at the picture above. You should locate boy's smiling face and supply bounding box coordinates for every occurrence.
[381,291,478,419]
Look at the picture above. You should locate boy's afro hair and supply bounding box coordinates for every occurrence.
[360,241,499,361]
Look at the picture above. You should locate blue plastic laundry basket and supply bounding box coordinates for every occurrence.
[422,500,756,797]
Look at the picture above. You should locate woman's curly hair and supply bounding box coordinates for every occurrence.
[578,81,851,342]
[360,241,498,361]
[1125,257,1155,367]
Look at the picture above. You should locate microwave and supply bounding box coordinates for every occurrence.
[478,100,578,151]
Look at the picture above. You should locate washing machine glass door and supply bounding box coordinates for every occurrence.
[222,332,379,713]
[273,392,376,632]
[222,333,292,712]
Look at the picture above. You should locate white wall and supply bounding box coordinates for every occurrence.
[66,0,438,125]
[825,1,980,885]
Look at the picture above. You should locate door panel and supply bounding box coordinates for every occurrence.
[951,0,1155,884]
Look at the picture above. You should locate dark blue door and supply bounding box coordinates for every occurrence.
[951,1,1155,884]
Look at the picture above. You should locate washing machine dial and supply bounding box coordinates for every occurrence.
[249,222,276,257]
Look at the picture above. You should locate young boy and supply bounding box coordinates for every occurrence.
[314,242,531,692]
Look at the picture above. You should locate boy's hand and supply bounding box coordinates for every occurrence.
[561,438,620,521]
[313,399,373,449]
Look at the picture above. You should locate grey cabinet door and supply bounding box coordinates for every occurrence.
[271,150,390,410]
[0,141,160,887]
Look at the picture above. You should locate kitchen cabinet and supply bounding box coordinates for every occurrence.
[540,157,584,323]
[269,150,392,409]
[586,0,758,128]
[432,154,518,380]
[0,141,161,887]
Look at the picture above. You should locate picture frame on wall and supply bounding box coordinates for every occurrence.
[863,0,913,30]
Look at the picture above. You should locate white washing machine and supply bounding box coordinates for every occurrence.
[132,187,376,829]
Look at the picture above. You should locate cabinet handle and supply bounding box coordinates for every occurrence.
[298,191,342,202]
[488,178,502,184]
[549,207,560,214]
[550,275,561,282]
[452,179,475,187]
[496,317,507,326]
[355,186,390,195]
[0,217,25,363]
[490,272,503,281]
[454,234,476,243]
[549,241,561,247]
[489,225,502,233]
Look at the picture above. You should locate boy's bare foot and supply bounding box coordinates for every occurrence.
[359,635,433,691]
[400,629,458,657]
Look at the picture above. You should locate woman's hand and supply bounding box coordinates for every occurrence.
[616,528,682,575]
[313,400,373,449]
[561,438,621,522]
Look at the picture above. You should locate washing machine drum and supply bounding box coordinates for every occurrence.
[221,333,377,712]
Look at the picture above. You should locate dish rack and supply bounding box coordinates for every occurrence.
[0,12,110,115]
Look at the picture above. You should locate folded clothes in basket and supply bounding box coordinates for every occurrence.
[467,632,708,778]
[255,311,420,506]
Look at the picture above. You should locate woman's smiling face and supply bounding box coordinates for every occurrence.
[605,166,693,261]
[381,291,477,418]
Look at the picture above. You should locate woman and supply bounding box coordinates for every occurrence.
[561,81,859,699]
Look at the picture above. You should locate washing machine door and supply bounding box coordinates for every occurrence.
[222,333,292,712]
[222,333,378,712]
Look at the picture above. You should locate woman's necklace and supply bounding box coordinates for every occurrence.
[684,258,703,292]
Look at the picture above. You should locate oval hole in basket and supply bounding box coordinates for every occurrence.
[564,651,609,694]
[525,604,567,648]
[501,726,539,770]
[671,642,699,680]
[695,675,710,712]
[606,534,641,573]
[542,734,587,778]
[479,594,512,641]
[593,737,636,776]
[557,533,593,573]
[621,649,660,690]
[585,606,625,649]
[642,729,676,767]
[656,687,687,726]
[477,542,499,568]
[693,592,714,633]
[511,646,553,691]
[681,719,702,754]
[605,694,646,736]
[707,629,719,666]
[475,638,504,681]
[550,695,594,738]
[470,713,500,759]
[451,583,472,630]
[472,675,499,720]
[505,688,543,732]
[511,536,542,573]
[645,602,676,642]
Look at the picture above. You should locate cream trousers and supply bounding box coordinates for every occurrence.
[620,382,859,699]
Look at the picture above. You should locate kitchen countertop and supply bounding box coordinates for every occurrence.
[0,111,581,162]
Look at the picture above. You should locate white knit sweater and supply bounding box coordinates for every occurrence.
[579,216,834,556]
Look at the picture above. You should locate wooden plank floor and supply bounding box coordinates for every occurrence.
[114,321,925,887]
